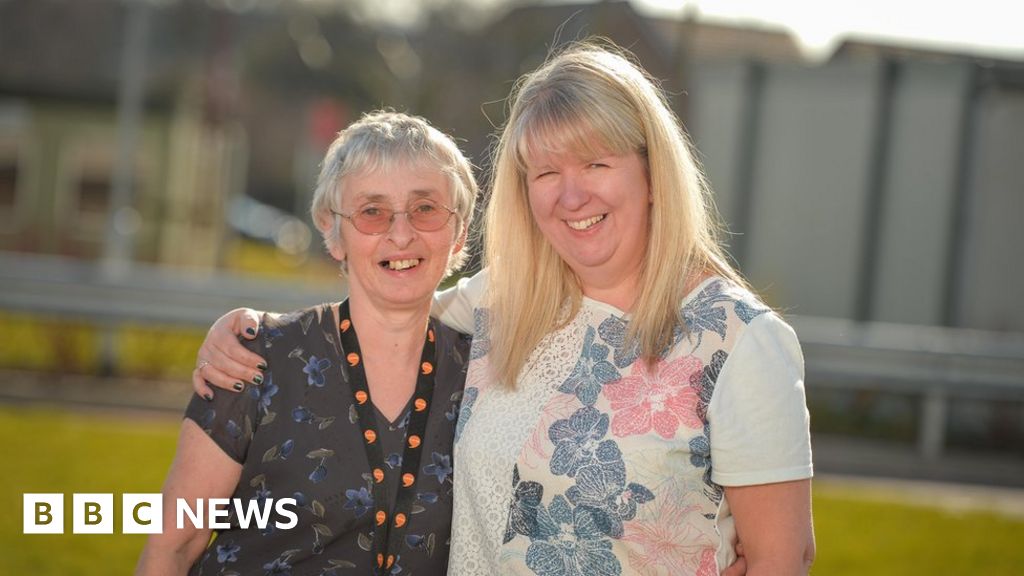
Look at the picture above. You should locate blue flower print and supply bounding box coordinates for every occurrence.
[255,487,271,507]
[423,452,453,484]
[303,355,331,387]
[549,406,620,478]
[263,556,293,575]
[199,408,216,428]
[344,486,373,517]
[279,439,295,459]
[689,434,710,469]
[307,448,333,484]
[689,430,722,503]
[693,349,728,422]
[505,467,559,544]
[680,281,731,348]
[597,316,641,369]
[385,452,403,469]
[293,406,313,423]
[558,327,621,406]
[247,374,278,409]
[259,380,278,409]
[734,298,769,324]
[565,463,653,538]
[454,386,478,443]
[524,502,622,576]
[216,541,240,563]
[470,308,491,360]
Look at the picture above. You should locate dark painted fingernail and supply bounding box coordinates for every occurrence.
[252,374,263,385]
[246,327,257,337]
[257,362,267,371]
[233,382,244,391]
[203,393,214,401]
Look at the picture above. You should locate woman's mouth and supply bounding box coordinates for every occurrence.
[381,258,422,271]
[566,214,606,231]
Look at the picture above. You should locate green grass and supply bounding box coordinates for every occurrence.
[2,405,1023,575]
[0,406,179,575]
[812,483,1024,575]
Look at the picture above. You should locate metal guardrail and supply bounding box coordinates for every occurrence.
[2,251,1024,460]
[0,251,341,325]
[791,315,1024,460]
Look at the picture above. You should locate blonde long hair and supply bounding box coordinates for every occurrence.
[484,40,747,386]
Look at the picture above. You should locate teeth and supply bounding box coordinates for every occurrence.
[567,215,605,230]
[387,259,419,271]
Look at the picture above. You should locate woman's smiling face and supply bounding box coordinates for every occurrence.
[331,162,463,313]
[524,148,651,306]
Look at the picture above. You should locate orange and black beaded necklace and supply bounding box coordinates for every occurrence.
[337,299,437,574]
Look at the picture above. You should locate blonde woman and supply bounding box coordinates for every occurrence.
[195,41,812,575]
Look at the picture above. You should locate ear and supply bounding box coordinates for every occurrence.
[451,223,468,256]
[327,239,346,263]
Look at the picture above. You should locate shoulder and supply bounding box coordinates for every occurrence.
[262,303,333,333]
[670,276,802,368]
[433,319,472,363]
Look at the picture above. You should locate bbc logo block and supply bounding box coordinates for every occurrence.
[23,494,64,534]
[23,493,162,534]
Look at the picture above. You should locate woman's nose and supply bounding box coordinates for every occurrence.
[557,174,590,211]
[386,212,416,246]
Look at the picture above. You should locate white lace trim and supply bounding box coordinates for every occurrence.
[449,305,598,574]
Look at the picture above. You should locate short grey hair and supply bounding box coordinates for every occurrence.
[310,110,478,275]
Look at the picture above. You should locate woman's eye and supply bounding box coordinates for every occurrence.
[360,206,384,217]
[412,202,437,214]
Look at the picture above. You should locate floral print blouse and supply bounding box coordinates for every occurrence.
[435,273,812,575]
[184,304,470,576]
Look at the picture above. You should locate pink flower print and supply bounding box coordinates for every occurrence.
[604,355,704,439]
[622,496,715,575]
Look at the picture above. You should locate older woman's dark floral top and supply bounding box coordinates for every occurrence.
[185,304,469,576]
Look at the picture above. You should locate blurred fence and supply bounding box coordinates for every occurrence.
[2,251,1024,464]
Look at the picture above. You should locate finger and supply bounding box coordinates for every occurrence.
[239,308,262,340]
[208,343,262,386]
[222,337,266,375]
[721,555,747,576]
[192,369,216,401]
[198,360,247,393]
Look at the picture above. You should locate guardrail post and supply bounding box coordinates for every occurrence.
[919,387,948,460]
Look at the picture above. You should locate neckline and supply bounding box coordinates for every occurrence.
[580,275,721,319]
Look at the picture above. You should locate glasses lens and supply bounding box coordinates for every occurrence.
[353,205,393,234]
[408,200,451,231]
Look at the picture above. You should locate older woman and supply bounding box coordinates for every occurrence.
[136,111,476,575]
[194,42,812,575]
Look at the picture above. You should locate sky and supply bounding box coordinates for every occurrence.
[633,0,1024,60]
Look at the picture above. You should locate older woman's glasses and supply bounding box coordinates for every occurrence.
[331,199,455,235]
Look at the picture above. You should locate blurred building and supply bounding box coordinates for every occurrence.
[1,0,1021,334]
[0,0,254,268]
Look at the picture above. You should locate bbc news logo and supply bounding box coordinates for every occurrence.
[23,494,298,534]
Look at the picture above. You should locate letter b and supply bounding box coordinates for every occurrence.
[73,494,113,534]
[24,494,64,534]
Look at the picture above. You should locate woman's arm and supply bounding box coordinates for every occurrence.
[135,420,243,575]
[725,480,814,575]
[431,268,487,333]
[193,270,488,398]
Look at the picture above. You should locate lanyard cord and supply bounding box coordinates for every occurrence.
[337,300,437,574]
